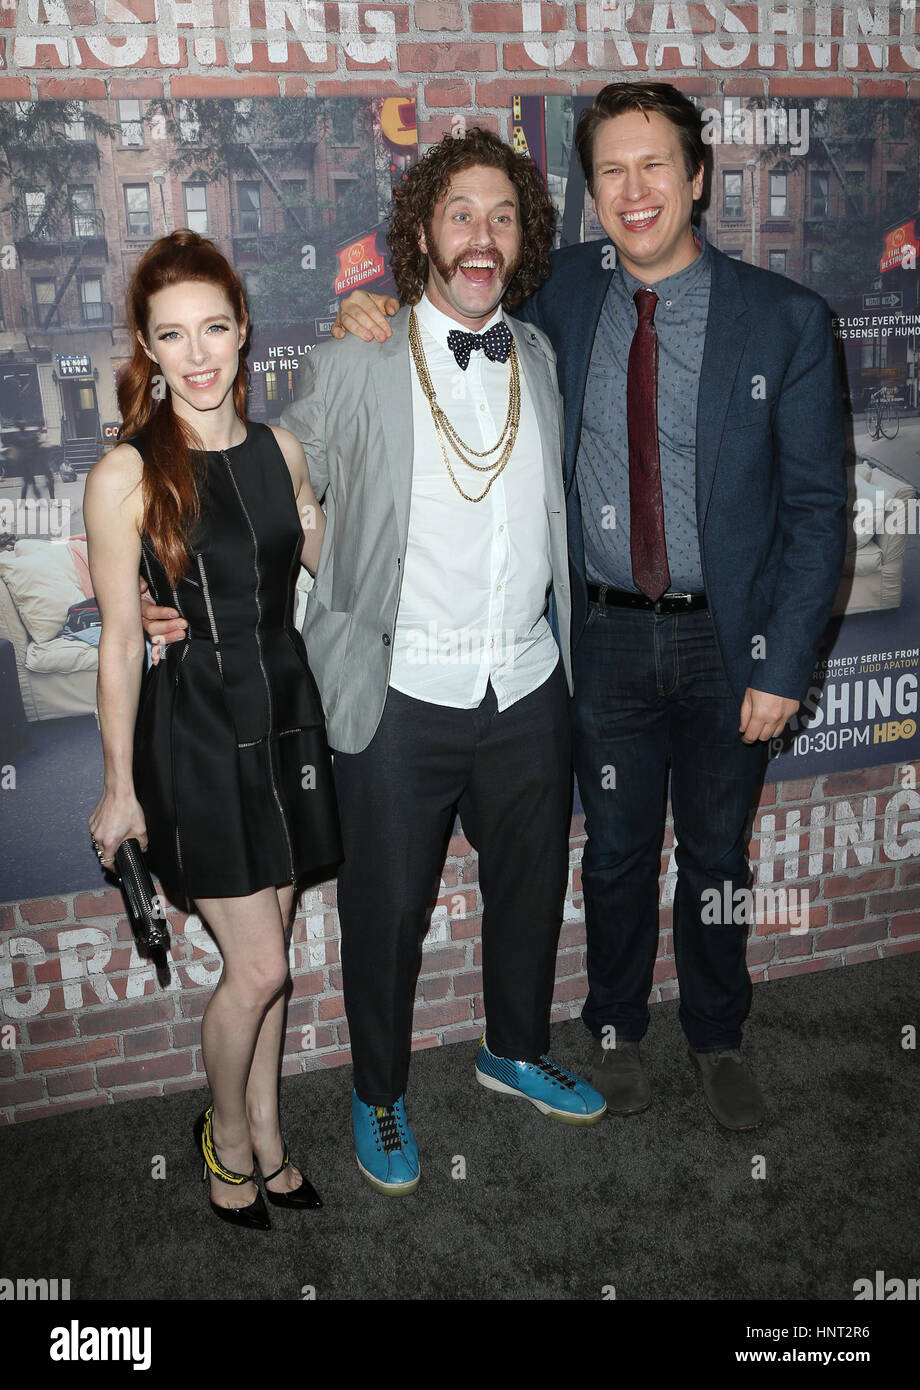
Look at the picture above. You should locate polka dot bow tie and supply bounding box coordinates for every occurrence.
[446,321,513,370]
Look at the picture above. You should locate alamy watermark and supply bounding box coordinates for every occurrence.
[853,492,920,538]
[0,1276,70,1299]
[853,1270,919,1300]
[404,623,516,670]
[0,498,71,543]
[702,99,809,155]
[701,882,811,933]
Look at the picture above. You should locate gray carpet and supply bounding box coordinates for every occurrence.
[2,953,918,1306]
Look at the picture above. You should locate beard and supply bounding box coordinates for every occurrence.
[423,232,522,297]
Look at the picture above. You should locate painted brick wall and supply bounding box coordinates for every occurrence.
[2,1,920,1121]
[4,762,919,1124]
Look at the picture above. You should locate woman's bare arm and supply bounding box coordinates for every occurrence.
[270,425,327,576]
[84,443,149,862]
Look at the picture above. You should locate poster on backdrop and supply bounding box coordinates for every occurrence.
[0,94,418,903]
[512,93,920,784]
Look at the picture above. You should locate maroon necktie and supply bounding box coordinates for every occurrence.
[627,288,671,601]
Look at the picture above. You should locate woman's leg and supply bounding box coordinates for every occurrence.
[244,884,306,1195]
[195,887,291,1210]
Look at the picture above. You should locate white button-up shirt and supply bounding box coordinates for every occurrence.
[389,292,559,710]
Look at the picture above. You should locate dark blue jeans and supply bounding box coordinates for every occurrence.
[571,602,767,1052]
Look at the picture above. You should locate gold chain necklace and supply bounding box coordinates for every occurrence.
[408,306,521,504]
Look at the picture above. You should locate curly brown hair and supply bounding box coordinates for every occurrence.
[387,128,556,312]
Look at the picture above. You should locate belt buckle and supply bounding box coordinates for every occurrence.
[654,591,691,614]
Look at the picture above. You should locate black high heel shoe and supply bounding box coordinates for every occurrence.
[257,1140,323,1210]
[193,1106,271,1230]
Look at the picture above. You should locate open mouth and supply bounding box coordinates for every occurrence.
[184,369,220,388]
[457,256,499,284]
[620,208,662,232]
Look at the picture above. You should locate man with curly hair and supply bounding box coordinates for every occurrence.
[146,131,604,1194]
[335,86,848,1136]
[142,129,605,1194]
[287,128,606,1191]
[285,128,608,1193]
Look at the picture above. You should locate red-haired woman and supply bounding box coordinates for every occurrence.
[85,230,341,1230]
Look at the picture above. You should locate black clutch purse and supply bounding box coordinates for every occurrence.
[113,839,170,955]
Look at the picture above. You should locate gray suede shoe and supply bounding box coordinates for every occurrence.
[590,1038,651,1114]
[688,1047,765,1130]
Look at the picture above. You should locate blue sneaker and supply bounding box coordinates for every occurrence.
[351,1090,421,1195]
[475,1035,607,1124]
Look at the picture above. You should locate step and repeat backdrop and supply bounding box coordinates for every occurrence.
[0,6,918,1061]
[0,92,418,901]
[3,81,919,903]
[513,91,920,783]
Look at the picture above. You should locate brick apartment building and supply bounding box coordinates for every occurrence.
[704,96,919,412]
[0,94,392,470]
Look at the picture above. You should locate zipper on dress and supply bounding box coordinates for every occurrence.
[167,578,189,880]
[196,553,223,677]
[140,542,189,884]
[220,450,297,884]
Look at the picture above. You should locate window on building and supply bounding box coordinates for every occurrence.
[24,190,47,235]
[332,176,359,213]
[79,276,104,324]
[845,170,866,216]
[178,100,200,143]
[809,250,825,278]
[769,172,787,218]
[809,171,829,217]
[861,339,888,371]
[70,186,97,238]
[722,171,743,219]
[64,100,86,141]
[237,182,262,234]
[281,179,308,232]
[234,100,255,142]
[887,105,906,140]
[124,185,152,238]
[183,183,208,234]
[118,100,144,147]
[331,105,357,145]
[886,169,907,218]
[725,248,744,260]
[768,249,787,275]
[32,278,57,327]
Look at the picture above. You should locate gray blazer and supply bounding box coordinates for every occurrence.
[280,306,573,755]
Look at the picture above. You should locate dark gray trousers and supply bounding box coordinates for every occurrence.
[333,662,572,1105]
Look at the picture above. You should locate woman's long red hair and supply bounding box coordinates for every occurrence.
[118,229,249,587]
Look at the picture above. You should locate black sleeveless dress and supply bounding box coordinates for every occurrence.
[132,421,341,907]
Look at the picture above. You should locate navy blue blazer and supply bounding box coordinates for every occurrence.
[516,239,849,705]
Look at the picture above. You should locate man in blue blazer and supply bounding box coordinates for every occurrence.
[518,83,848,1129]
[335,85,848,1131]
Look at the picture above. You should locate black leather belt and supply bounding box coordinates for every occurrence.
[587,583,708,615]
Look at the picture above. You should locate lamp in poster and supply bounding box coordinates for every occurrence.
[0,94,418,903]
[512,92,920,783]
